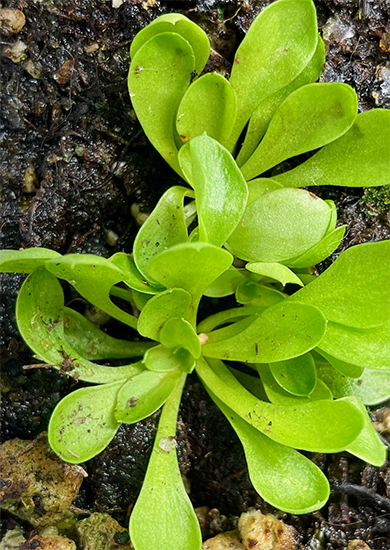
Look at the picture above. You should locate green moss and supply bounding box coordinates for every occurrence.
[361,184,390,214]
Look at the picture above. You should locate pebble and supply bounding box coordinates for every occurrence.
[346,540,372,550]
[0,9,25,35]
[239,509,298,550]
[4,39,28,63]
[202,530,244,550]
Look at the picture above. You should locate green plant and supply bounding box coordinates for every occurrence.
[1,1,390,549]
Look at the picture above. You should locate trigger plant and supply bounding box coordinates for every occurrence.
[1,1,390,549]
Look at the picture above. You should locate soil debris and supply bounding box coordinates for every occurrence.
[238,509,298,550]
[0,8,25,35]
[77,512,132,550]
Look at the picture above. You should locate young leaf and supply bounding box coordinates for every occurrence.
[115,370,181,424]
[202,300,327,364]
[48,380,124,464]
[160,317,201,358]
[130,374,202,550]
[289,240,390,328]
[269,353,317,396]
[176,74,236,147]
[227,0,318,150]
[109,253,160,295]
[137,288,193,341]
[45,255,138,329]
[236,36,325,167]
[315,348,364,378]
[211,392,330,514]
[128,33,195,176]
[342,396,387,467]
[0,247,61,273]
[63,308,153,361]
[133,186,192,284]
[274,110,390,188]
[235,281,285,307]
[130,13,209,76]
[241,83,358,181]
[246,262,303,287]
[189,135,248,247]
[204,267,247,298]
[197,306,265,334]
[246,178,283,204]
[283,225,346,269]
[315,361,390,406]
[317,319,390,370]
[227,188,332,263]
[146,242,233,307]
[144,344,195,374]
[196,357,364,453]
[259,363,332,405]
[16,267,144,384]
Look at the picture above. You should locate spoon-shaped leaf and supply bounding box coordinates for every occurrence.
[144,345,195,374]
[317,319,390,370]
[176,74,236,147]
[283,225,346,269]
[259,363,332,405]
[109,253,160,295]
[269,353,317,396]
[147,242,233,309]
[274,110,390,188]
[204,267,247,298]
[48,380,124,463]
[16,267,144,383]
[315,360,390,406]
[246,178,283,204]
[246,262,303,287]
[227,0,318,150]
[0,248,61,272]
[341,396,387,467]
[189,135,248,247]
[134,186,192,284]
[236,36,325,167]
[315,348,364,378]
[196,357,364,452]
[202,301,326,363]
[137,288,193,341]
[211,392,330,514]
[227,188,332,262]
[235,281,285,306]
[197,306,265,334]
[128,33,195,176]
[115,370,181,424]
[130,374,202,550]
[241,83,358,181]
[160,317,201,358]
[130,13,209,76]
[45,255,138,329]
[63,308,153,360]
[289,240,390,328]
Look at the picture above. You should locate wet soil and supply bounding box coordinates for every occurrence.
[1,0,390,548]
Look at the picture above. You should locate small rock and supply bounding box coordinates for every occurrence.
[105,229,119,247]
[158,436,177,452]
[23,58,42,79]
[54,60,76,85]
[202,530,245,550]
[23,165,39,193]
[0,528,26,549]
[3,39,28,63]
[19,535,76,550]
[112,0,125,7]
[84,43,99,54]
[238,509,298,550]
[346,541,372,550]
[131,203,149,226]
[77,513,133,550]
[0,9,26,35]
[322,16,354,43]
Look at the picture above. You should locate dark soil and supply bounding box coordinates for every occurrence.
[1,0,390,548]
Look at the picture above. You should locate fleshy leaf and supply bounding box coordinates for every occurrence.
[189,135,248,247]
[115,370,181,424]
[133,186,192,284]
[48,380,124,463]
[235,282,285,307]
[315,348,364,378]
[0,248,61,273]
[236,36,325,167]
[246,262,303,287]
[204,267,247,298]
[269,353,317,396]
[246,178,283,204]
[109,253,159,295]
[45,255,138,329]
[176,74,236,147]
[160,317,201,358]
[130,13,209,76]
[196,357,364,453]
[144,345,195,374]
[202,301,326,363]
[16,267,144,383]
[227,0,318,150]
[315,360,390,406]
[229,367,269,401]
[289,240,390,328]
[137,288,193,341]
[284,225,346,269]
[130,374,202,550]
[63,308,153,360]
[241,83,358,181]
[197,306,265,334]
[128,33,195,176]
[227,188,332,262]
[211,392,330,514]
[317,320,390,370]
[274,110,390,188]
[342,397,387,467]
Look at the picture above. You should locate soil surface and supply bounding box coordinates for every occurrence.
[1,0,390,548]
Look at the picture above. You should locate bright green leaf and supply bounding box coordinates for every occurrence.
[160,317,201,358]
[109,253,160,295]
[204,267,247,298]
[269,353,317,396]
[315,348,364,378]
[246,262,303,287]
[144,344,195,374]
[284,225,346,269]
[0,248,61,273]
